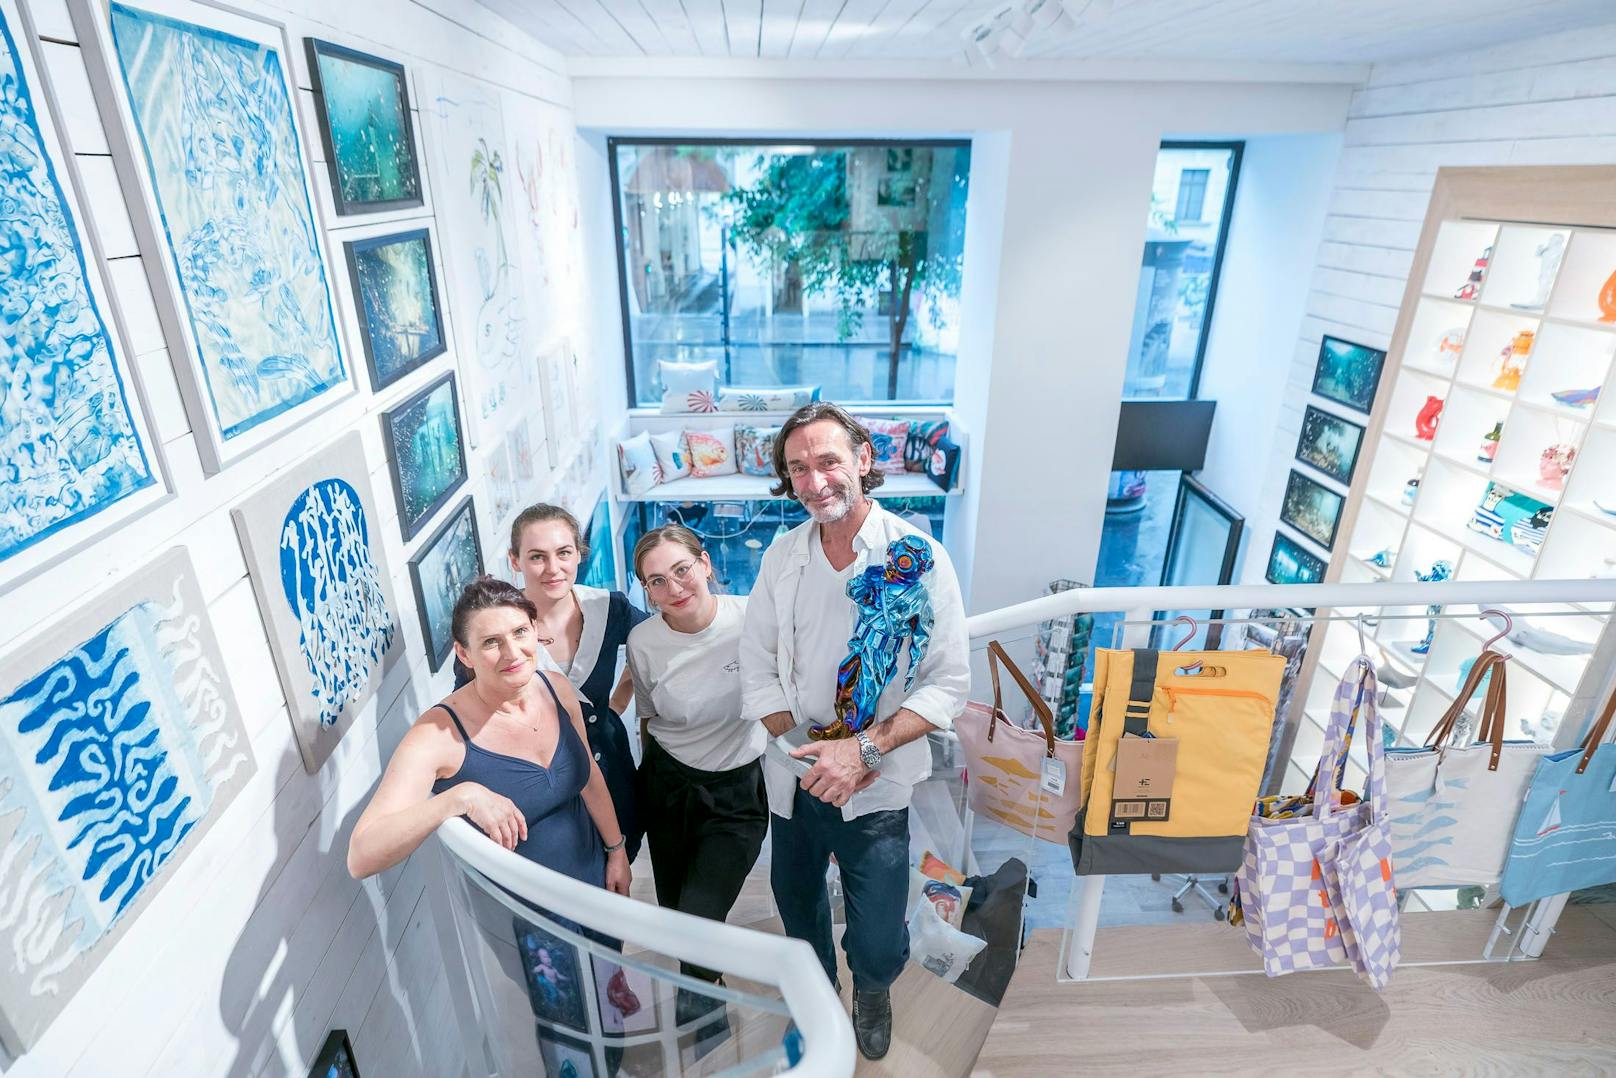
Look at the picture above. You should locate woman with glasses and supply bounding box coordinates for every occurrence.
[626,525,767,993]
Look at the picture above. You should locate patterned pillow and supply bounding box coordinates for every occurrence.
[715,384,821,413]
[649,429,691,480]
[862,418,911,475]
[617,432,662,495]
[927,435,961,492]
[735,425,782,477]
[657,360,720,414]
[686,426,738,477]
[905,420,951,472]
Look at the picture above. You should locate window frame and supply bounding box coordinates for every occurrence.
[1174,168,1210,223]
[606,136,973,409]
[1152,140,1244,401]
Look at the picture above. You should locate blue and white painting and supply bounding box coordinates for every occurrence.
[346,228,445,390]
[106,3,346,454]
[409,496,483,672]
[232,433,401,773]
[0,547,253,1051]
[0,3,157,579]
[383,372,466,540]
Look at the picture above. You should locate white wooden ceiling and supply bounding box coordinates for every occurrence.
[476,0,1616,65]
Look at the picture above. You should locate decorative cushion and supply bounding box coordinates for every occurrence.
[617,432,661,495]
[927,435,961,492]
[862,417,911,475]
[735,425,782,477]
[1468,482,1551,556]
[657,360,720,414]
[686,426,738,477]
[905,419,951,472]
[715,384,821,413]
[649,429,691,480]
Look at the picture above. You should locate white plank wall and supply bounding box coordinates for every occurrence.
[1243,22,1616,583]
[2,0,590,1076]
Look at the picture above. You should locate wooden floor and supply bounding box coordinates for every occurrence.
[976,905,1616,1076]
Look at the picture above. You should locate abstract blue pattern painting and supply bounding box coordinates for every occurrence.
[0,547,253,1051]
[106,3,346,449]
[382,372,466,541]
[233,433,401,773]
[0,3,156,575]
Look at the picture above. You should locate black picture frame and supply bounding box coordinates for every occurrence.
[381,371,467,541]
[537,1026,599,1077]
[1280,469,1345,550]
[344,228,447,391]
[408,496,484,672]
[1295,404,1366,485]
[305,38,424,216]
[1265,531,1328,586]
[307,1029,360,1078]
[1311,335,1387,416]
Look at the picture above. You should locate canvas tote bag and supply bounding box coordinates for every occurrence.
[1384,651,1553,889]
[955,641,1084,845]
[1499,679,1616,907]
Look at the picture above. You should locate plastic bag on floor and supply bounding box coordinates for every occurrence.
[908,897,986,983]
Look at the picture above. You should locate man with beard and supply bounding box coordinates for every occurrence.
[739,401,969,1060]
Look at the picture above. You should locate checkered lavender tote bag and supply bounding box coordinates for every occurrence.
[1236,657,1401,989]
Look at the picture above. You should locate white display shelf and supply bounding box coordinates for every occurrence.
[618,471,954,502]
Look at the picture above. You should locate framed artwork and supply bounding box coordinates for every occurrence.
[593,956,659,1037]
[579,496,616,590]
[0,0,168,595]
[409,497,485,673]
[0,547,254,1052]
[304,38,423,216]
[74,0,351,474]
[514,918,589,1034]
[1295,405,1365,485]
[232,432,403,772]
[345,228,447,390]
[307,1028,361,1078]
[1311,335,1386,416]
[1280,469,1345,550]
[382,372,467,541]
[536,1027,598,1078]
[1266,532,1328,586]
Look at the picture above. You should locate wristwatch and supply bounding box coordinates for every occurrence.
[854,730,883,771]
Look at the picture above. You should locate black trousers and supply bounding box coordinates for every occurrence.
[639,736,768,981]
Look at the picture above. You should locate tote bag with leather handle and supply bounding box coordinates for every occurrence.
[955,641,1084,845]
[1384,650,1553,889]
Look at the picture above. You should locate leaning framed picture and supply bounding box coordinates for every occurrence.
[1266,531,1328,586]
[1295,405,1365,485]
[304,38,423,215]
[345,227,448,390]
[408,496,484,672]
[537,1027,598,1078]
[1311,335,1387,415]
[593,956,660,1037]
[307,1028,361,1078]
[381,372,467,541]
[515,919,590,1034]
[1280,469,1345,550]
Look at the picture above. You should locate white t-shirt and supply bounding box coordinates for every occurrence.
[627,595,764,773]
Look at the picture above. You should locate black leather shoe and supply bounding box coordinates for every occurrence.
[851,988,892,1060]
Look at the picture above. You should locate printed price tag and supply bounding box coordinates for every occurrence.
[1041,757,1066,796]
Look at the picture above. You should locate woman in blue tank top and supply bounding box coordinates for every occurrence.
[348,576,631,895]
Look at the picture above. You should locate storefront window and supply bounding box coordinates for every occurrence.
[1122,143,1242,400]
[609,140,971,407]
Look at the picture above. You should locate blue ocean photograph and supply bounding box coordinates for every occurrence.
[347,228,446,389]
[383,372,466,539]
[306,39,422,213]
[410,497,483,670]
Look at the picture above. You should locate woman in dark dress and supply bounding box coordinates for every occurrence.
[455,504,647,862]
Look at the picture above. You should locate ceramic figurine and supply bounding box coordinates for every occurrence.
[1538,442,1576,489]
[1437,327,1467,362]
[1402,475,1421,506]
[1598,268,1616,323]
[1414,395,1444,441]
[1551,386,1600,409]
[1478,421,1503,463]
[1491,329,1533,391]
[1366,548,1396,568]
[1454,245,1491,301]
[1411,559,1454,655]
[1512,232,1566,310]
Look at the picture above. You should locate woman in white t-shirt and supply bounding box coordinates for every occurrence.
[627,525,767,997]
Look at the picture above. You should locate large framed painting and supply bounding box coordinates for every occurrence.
[345,227,447,390]
[232,432,403,772]
[72,0,352,474]
[0,547,254,1053]
[410,497,485,673]
[1311,335,1386,416]
[382,372,467,541]
[0,0,168,595]
[304,38,423,216]
[1295,405,1365,485]
[1266,532,1328,586]
[1279,469,1345,550]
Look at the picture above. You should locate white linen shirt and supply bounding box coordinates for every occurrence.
[739,501,970,820]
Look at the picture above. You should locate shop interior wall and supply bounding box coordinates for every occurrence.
[1241,23,1616,582]
[2,1,575,1075]
[570,74,1356,617]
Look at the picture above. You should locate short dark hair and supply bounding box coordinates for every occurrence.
[769,401,886,500]
[451,575,538,646]
[509,503,588,560]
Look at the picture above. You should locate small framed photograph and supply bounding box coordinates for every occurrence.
[515,919,590,1033]
[381,372,467,541]
[345,228,448,391]
[407,496,484,672]
[1280,469,1345,550]
[1295,405,1365,485]
[307,1028,360,1078]
[536,1026,598,1078]
[1266,532,1328,586]
[1311,335,1387,415]
[593,956,660,1037]
[304,38,424,215]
